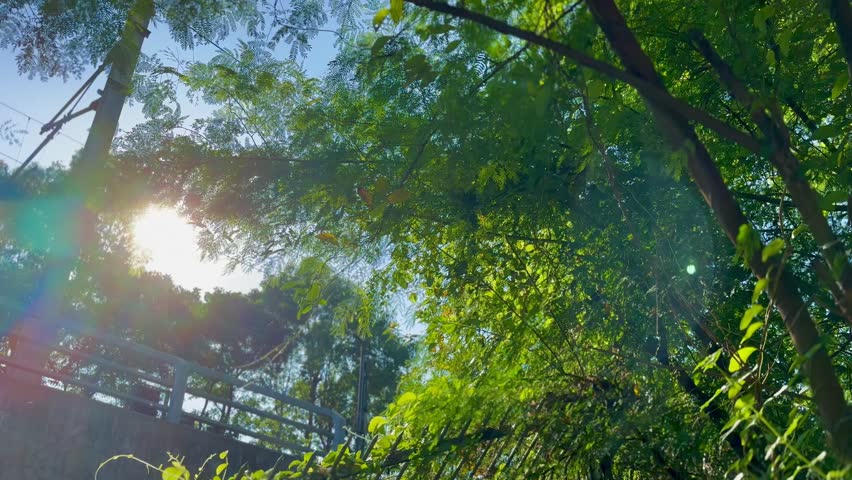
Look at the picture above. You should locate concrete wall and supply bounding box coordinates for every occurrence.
[0,377,292,480]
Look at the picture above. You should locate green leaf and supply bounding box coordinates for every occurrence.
[734,393,755,411]
[306,283,321,302]
[397,391,417,405]
[753,5,774,34]
[777,29,793,56]
[784,414,802,438]
[586,80,605,100]
[812,124,840,140]
[831,71,849,100]
[368,416,388,433]
[219,451,229,460]
[751,278,768,303]
[371,35,392,56]
[740,304,764,330]
[445,39,462,53]
[761,238,785,262]
[693,349,722,373]
[373,8,390,28]
[726,379,743,399]
[736,224,758,261]
[729,347,759,372]
[390,0,403,23]
[162,465,189,480]
[820,190,847,210]
[217,463,228,475]
[740,322,763,345]
[321,450,338,467]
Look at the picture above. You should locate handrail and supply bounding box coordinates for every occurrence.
[182,412,314,454]
[185,387,334,438]
[1,315,347,453]
[18,332,171,389]
[0,356,166,411]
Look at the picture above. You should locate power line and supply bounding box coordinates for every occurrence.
[0,101,85,146]
[0,149,22,165]
[15,117,30,161]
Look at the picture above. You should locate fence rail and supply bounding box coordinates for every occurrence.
[0,317,346,455]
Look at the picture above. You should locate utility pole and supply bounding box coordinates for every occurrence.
[74,0,154,193]
[7,0,155,384]
[354,336,369,451]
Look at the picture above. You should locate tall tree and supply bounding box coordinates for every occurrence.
[14,0,850,476]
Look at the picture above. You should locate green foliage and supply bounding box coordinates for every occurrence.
[4,0,852,477]
[114,0,852,469]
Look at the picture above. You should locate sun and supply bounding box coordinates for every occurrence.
[131,205,263,293]
[132,205,263,292]
[132,206,197,262]
[131,206,204,284]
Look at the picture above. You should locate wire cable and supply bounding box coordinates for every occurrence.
[10,99,99,179]
[14,117,30,162]
[0,101,84,146]
[0,149,22,165]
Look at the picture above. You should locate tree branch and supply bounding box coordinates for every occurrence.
[404,0,763,155]
[583,0,852,459]
[825,0,852,76]
[734,191,848,212]
[690,30,852,325]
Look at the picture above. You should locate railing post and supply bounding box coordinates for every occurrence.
[167,361,188,423]
[331,412,346,451]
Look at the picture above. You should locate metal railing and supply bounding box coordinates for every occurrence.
[0,318,346,455]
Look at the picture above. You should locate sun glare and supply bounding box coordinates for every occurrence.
[133,207,196,259]
[131,206,263,293]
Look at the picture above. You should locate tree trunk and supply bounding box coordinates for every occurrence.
[584,0,851,460]
[826,0,852,76]
[689,30,852,325]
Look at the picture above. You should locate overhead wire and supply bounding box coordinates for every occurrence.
[10,99,101,179]
[0,101,84,146]
[15,117,30,162]
[0,149,22,165]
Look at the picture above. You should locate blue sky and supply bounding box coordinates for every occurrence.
[0,19,340,294]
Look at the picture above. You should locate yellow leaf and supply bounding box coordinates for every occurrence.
[357,187,374,207]
[317,232,339,245]
[387,188,412,204]
[374,177,391,194]
[390,0,403,23]
[373,8,390,28]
